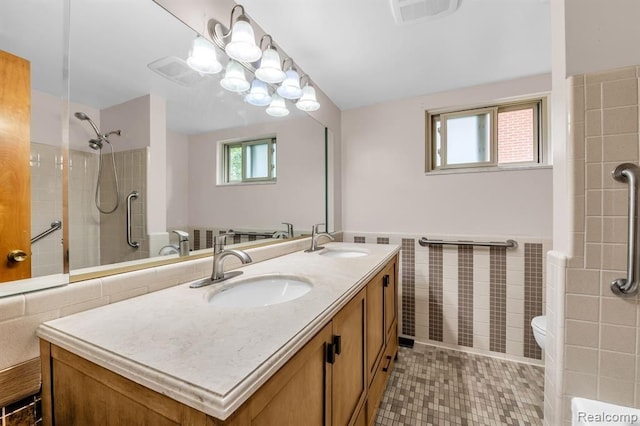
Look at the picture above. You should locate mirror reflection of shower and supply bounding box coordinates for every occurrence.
[74,112,121,214]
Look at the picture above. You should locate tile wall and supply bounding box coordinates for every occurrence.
[68,149,100,269]
[344,232,549,364]
[30,143,63,277]
[563,66,640,424]
[69,147,149,268]
[99,148,148,263]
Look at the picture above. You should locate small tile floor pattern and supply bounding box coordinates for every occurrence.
[375,344,544,426]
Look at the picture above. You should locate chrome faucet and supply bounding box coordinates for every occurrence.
[305,223,335,252]
[282,222,294,238]
[190,235,252,288]
[172,230,190,257]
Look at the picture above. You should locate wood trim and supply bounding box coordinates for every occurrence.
[0,357,40,407]
[40,340,53,426]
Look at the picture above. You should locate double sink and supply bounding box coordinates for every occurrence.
[205,247,369,308]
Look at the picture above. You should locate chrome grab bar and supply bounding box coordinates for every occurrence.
[126,191,140,249]
[611,163,640,295]
[31,220,62,244]
[418,237,517,249]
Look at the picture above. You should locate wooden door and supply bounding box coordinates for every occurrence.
[332,288,366,426]
[366,269,385,386]
[384,258,397,344]
[0,50,31,282]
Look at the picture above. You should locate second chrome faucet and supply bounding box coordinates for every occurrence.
[305,223,334,252]
[190,234,252,288]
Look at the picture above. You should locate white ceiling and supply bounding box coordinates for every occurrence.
[241,0,551,110]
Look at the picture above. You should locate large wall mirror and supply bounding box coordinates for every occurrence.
[0,0,327,292]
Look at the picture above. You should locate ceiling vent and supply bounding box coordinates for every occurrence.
[147,56,212,87]
[390,0,460,24]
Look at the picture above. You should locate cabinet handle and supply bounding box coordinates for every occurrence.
[383,274,390,287]
[333,335,342,355]
[382,355,392,372]
[326,343,335,364]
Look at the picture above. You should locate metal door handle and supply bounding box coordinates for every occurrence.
[7,250,28,262]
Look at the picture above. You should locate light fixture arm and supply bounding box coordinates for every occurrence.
[220,4,246,38]
[259,34,274,50]
[299,74,311,87]
[281,57,295,71]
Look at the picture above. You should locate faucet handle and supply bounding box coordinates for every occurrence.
[313,223,326,234]
[172,230,189,241]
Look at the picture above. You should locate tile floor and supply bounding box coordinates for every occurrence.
[375,344,544,426]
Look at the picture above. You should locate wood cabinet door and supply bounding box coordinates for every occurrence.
[384,259,397,344]
[250,324,332,426]
[366,270,385,386]
[331,288,366,426]
[0,50,31,282]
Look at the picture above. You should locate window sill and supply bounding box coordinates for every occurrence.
[425,164,552,176]
[216,180,277,187]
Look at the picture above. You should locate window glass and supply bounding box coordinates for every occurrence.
[497,107,535,164]
[246,143,269,179]
[222,138,276,184]
[227,145,242,182]
[445,113,491,165]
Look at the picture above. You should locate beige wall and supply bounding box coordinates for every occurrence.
[563,66,640,424]
[166,129,189,231]
[341,74,553,238]
[188,116,326,233]
[565,0,640,78]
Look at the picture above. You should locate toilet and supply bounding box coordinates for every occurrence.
[531,315,546,351]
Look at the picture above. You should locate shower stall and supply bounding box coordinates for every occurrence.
[69,112,149,270]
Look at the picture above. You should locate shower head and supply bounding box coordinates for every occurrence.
[88,139,103,150]
[74,111,101,138]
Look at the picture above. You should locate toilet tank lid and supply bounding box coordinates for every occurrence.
[531,315,546,333]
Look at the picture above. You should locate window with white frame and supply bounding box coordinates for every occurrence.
[222,137,276,184]
[426,99,546,171]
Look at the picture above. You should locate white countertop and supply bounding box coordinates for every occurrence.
[37,242,400,420]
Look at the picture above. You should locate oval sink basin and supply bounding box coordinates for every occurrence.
[319,249,368,258]
[207,275,312,308]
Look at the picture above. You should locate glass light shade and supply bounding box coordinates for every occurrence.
[255,47,285,84]
[296,84,320,111]
[266,94,289,117]
[186,36,222,74]
[220,60,250,93]
[244,79,272,106]
[225,19,262,63]
[276,69,303,99]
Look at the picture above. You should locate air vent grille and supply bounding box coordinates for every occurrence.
[390,0,460,24]
[147,57,211,87]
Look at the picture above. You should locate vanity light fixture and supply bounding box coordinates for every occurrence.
[277,58,303,100]
[266,94,289,117]
[244,78,272,106]
[208,4,321,114]
[186,36,222,74]
[222,5,262,63]
[255,35,286,84]
[220,59,250,92]
[296,76,320,112]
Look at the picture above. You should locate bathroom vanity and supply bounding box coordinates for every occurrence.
[37,243,399,425]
